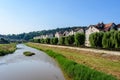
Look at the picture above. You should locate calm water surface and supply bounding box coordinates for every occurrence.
[0,44,65,80]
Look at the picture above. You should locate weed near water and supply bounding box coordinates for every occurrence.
[43,50,117,80]
[0,43,16,56]
[23,51,35,56]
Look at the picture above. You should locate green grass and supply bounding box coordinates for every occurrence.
[23,51,35,56]
[26,43,118,80]
[0,43,16,56]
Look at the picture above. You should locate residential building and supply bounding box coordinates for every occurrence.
[55,32,63,38]
[85,22,117,46]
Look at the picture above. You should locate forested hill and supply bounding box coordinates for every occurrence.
[0,26,86,41]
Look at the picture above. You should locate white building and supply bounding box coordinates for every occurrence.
[85,25,100,46]
[34,34,53,39]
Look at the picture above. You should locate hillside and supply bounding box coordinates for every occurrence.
[0,26,86,41]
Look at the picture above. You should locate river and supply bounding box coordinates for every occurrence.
[0,44,65,80]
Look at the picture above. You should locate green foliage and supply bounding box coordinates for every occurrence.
[65,35,75,45]
[50,38,58,45]
[23,51,35,56]
[65,37,69,45]
[74,33,85,46]
[102,31,115,48]
[52,37,58,44]
[43,49,117,80]
[1,27,86,41]
[114,31,120,48]
[59,37,65,45]
[33,39,40,43]
[0,43,16,56]
[44,38,50,44]
[68,35,74,45]
[0,38,9,44]
[89,32,104,47]
[40,39,45,43]
[29,39,34,42]
[89,30,120,49]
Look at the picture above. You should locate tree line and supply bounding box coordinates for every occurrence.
[89,30,120,48]
[30,33,85,47]
[0,27,86,41]
[31,30,120,49]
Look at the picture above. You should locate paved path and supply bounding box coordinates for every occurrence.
[41,44,120,56]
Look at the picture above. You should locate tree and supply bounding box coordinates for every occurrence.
[74,33,85,46]
[45,38,50,44]
[40,39,45,43]
[102,32,111,48]
[64,35,74,45]
[68,35,74,45]
[0,38,9,44]
[53,37,58,44]
[65,37,69,45]
[89,32,104,47]
[114,31,120,48]
[33,39,39,43]
[59,37,65,45]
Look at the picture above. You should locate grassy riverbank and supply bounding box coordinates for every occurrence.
[0,43,16,56]
[26,42,120,80]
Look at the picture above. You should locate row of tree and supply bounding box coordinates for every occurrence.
[0,27,86,41]
[0,38,9,44]
[89,30,120,48]
[30,33,85,46]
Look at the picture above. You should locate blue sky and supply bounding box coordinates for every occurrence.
[0,0,120,34]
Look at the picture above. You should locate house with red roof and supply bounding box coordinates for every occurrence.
[85,22,117,46]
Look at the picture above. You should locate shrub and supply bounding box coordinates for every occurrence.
[23,51,35,56]
[65,37,69,45]
[40,39,45,43]
[89,32,104,47]
[102,31,115,48]
[45,38,50,44]
[53,37,58,44]
[74,33,85,46]
[59,37,65,45]
[0,43,16,56]
[65,35,75,46]
[114,31,120,48]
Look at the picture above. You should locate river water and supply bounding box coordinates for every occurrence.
[0,44,65,80]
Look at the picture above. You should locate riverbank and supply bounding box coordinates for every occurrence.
[26,42,120,80]
[0,43,16,56]
[0,44,65,80]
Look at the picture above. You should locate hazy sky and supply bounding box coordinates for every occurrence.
[0,0,120,34]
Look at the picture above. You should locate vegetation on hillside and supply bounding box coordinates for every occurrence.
[0,43,16,56]
[0,27,86,41]
[0,38,9,44]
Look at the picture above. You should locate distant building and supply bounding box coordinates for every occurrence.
[85,25,100,46]
[85,22,117,46]
[63,31,69,36]
[117,24,120,30]
[33,34,53,39]
[55,32,63,38]
[45,34,54,39]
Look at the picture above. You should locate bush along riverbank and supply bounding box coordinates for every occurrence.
[26,44,117,80]
[23,51,35,56]
[0,43,16,56]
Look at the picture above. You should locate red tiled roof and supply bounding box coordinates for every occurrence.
[117,24,120,28]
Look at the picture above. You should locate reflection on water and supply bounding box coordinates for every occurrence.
[0,44,65,80]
